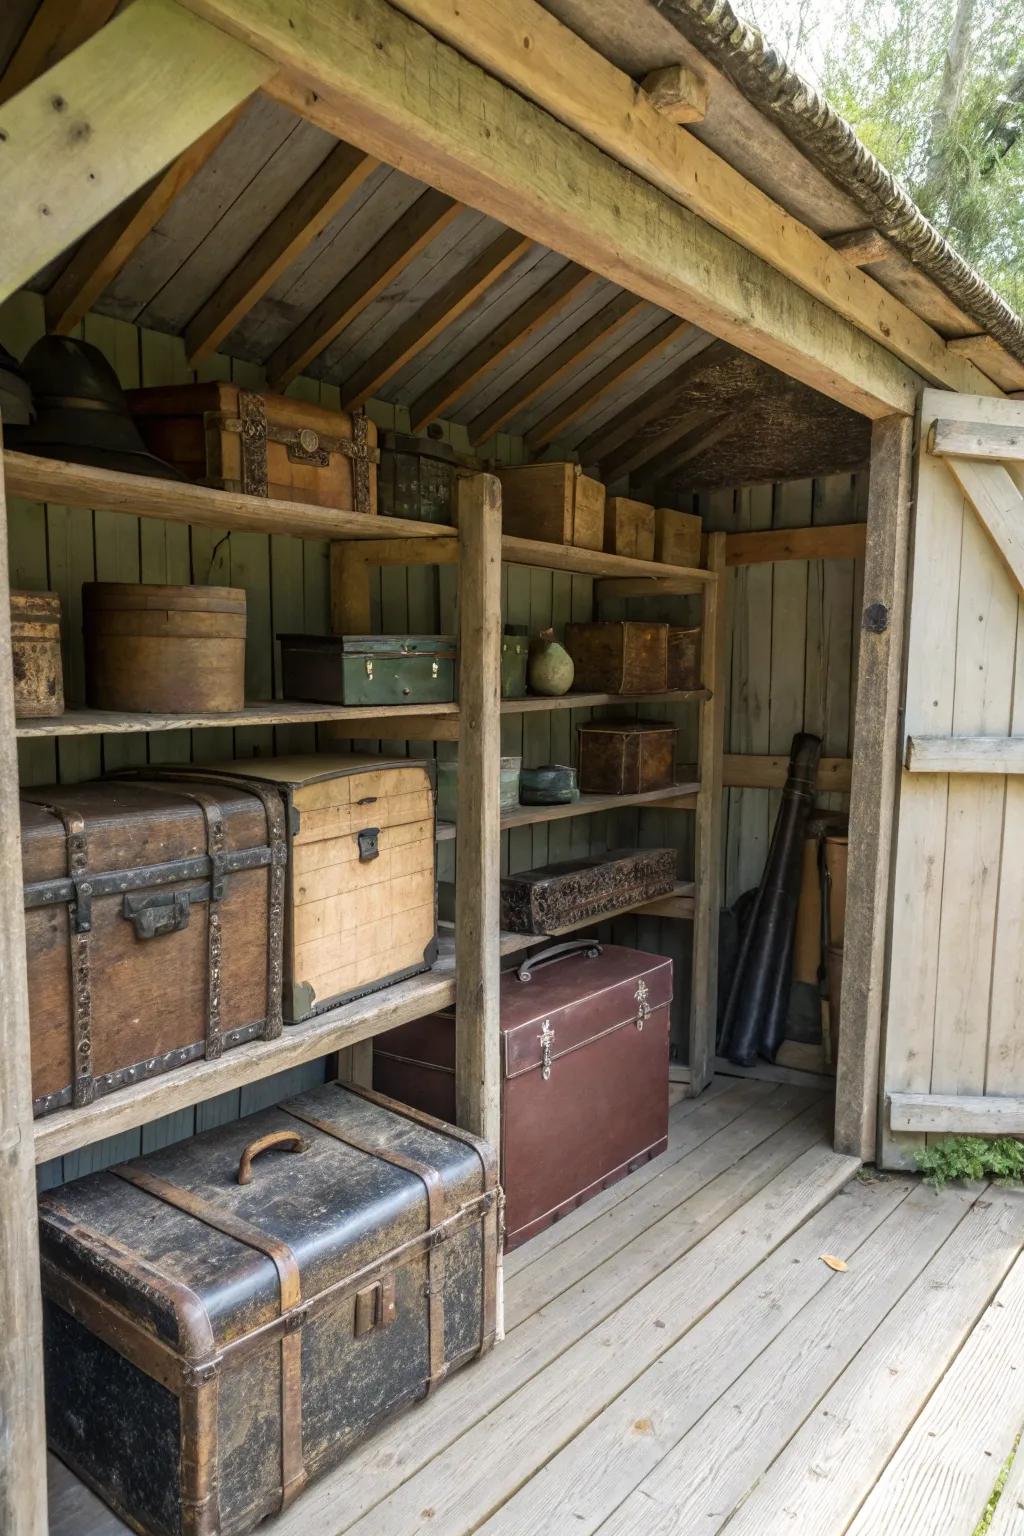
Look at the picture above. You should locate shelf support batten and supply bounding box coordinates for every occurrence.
[454,474,503,1152]
[0,427,48,1536]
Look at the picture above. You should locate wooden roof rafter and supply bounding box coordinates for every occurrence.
[0,0,117,106]
[577,338,734,469]
[183,137,380,363]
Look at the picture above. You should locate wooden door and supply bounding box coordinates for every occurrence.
[881,389,1024,1167]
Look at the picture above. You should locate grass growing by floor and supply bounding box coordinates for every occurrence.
[974,1435,1020,1535]
[915,1136,1024,1191]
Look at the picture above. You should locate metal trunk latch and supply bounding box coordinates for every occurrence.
[539,1019,555,1081]
[365,657,374,680]
[431,659,439,679]
[123,888,192,939]
[635,977,651,1031]
[354,1273,397,1336]
[357,827,380,862]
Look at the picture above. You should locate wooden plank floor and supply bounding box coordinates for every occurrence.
[47,1077,1024,1536]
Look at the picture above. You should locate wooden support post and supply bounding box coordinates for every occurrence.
[0,438,48,1536]
[454,473,502,1149]
[835,414,913,1160]
[329,539,373,1087]
[689,531,728,1095]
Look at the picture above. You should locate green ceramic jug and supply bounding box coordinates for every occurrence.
[528,628,574,696]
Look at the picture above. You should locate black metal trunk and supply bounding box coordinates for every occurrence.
[39,1084,499,1536]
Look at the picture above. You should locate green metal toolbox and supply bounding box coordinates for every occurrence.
[279,633,457,706]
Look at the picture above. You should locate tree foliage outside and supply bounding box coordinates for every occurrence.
[739,0,1024,314]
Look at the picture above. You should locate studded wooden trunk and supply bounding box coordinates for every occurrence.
[39,1083,499,1536]
[21,776,286,1118]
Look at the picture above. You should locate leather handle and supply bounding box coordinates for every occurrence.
[515,939,602,982]
[237,1130,307,1185]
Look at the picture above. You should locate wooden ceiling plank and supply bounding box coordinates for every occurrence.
[190,0,920,418]
[641,412,737,488]
[603,405,721,480]
[338,226,532,410]
[184,139,379,364]
[525,315,693,451]
[410,261,596,431]
[266,187,461,388]
[0,0,118,107]
[45,105,242,335]
[0,0,272,303]
[583,336,735,472]
[364,0,996,401]
[466,289,643,444]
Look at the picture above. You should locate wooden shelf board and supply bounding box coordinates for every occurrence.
[496,881,696,952]
[34,960,459,1164]
[502,535,714,585]
[16,701,460,737]
[4,451,452,544]
[502,689,709,713]
[436,780,700,839]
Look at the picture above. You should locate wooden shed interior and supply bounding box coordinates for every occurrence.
[5,1,1024,1533]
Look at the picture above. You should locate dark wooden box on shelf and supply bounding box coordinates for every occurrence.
[125,383,379,514]
[374,942,672,1250]
[668,625,702,690]
[279,634,457,707]
[84,583,247,713]
[499,848,678,933]
[577,720,677,794]
[653,506,703,566]
[39,1082,499,1536]
[158,755,438,1021]
[10,589,63,717]
[495,463,605,550]
[21,776,285,1118]
[565,620,668,693]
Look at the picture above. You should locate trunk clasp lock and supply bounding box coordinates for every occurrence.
[539,1019,555,1081]
[635,978,651,1031]
[365,657,373,679]
[431,659,439,679]
[355,1273,397,1336]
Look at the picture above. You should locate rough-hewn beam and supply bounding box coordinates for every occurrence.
[525,317,694,451]
[186,140,379,364]
[0,0,118,107]
[0,0,271,303]
[267,188,460,388]
[468,290,643,444]
[410,261,595,431]
[352,0,993,403]
[45,106,241,334]
[641,62,708,125]
[726,522,868,565]
[827,228,892,266]
[339,228,531,410]
[181,0,921,418]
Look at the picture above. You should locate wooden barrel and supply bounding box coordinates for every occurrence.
[825,835,848,946]
[10,590,64,717]
[83,583,246,712]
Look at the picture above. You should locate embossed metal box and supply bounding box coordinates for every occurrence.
[126,383,378,513]
[499,848,678,933]
[39,1082,499,1536]
[21,776,285,1117]
[375,943,672,1249]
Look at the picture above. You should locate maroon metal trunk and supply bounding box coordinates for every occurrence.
[374,942,672,1250]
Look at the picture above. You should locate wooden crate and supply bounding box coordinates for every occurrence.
[654,506,703,567]
[496,463,605,549]
[604,496,655,559]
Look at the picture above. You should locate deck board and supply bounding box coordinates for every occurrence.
[46,1081,1020,1536]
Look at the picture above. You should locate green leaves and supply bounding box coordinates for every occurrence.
[914,1135,1024,1190]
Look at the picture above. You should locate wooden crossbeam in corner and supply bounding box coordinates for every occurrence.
[410,262,596,431]
[525,316,693,451]
[185,140,379,364]
[929,415,1024,463]
[467,290,644,445]
[267,188,461,388]
[0,0,118,107]
[0,0,272,304]
[46,106,243,335]
[338,228,532,411]
[726,522,868,566]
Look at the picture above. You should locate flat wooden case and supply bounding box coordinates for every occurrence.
[169,755,438,1021]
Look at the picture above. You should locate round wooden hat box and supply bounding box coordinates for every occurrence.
[83,583,246,713]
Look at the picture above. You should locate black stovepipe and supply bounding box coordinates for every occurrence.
[720,731,823,1066]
